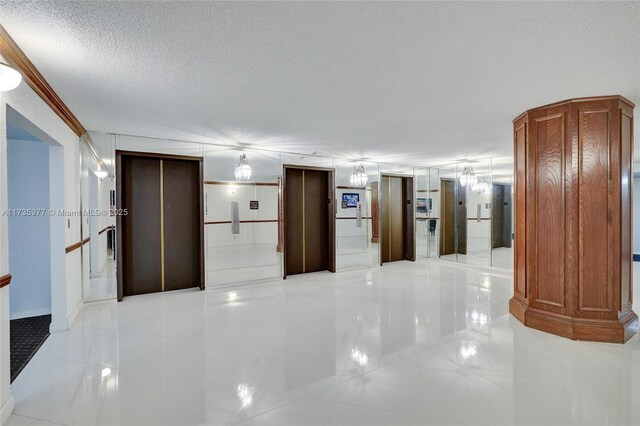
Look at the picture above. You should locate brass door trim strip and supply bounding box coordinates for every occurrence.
[302,170,306,274]
[388,177,392,261]
[160,159,165,292]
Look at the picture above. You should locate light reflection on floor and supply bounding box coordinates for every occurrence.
[7,260,640,425]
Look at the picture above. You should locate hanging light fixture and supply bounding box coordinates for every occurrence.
[459,165,477,188]
[95,169,108,179]
[0,62,22,91]
[471,175,490,194]
[349,163,368,187]
[234,153,252,182]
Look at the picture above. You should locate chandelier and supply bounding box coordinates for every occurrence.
[459,166,477,188]
[234,153,252,182]
[472,175,490,194]
[349,163,368,187]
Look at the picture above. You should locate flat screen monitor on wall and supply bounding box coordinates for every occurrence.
[342,193,359,208]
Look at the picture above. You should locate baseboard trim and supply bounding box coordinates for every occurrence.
[0,395,15,424]
[49,300,83,333]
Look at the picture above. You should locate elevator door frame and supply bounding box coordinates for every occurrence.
[379,173,416,265]
[282,164,336,279]
[116,150,205,301]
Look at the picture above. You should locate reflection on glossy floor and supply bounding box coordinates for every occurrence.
[7,261,640,425]
[439,247,512,270]
[84,259,117,302]
[207,243,282,286]
[337,236,378,270]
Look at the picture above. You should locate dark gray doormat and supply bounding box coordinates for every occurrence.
[10,314,51,383]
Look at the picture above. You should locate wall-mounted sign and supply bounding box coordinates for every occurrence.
[250,200,259,210]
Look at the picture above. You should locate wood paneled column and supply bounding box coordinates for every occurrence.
[510,96,638,343]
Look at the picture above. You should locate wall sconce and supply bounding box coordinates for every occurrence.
[0,62,22,91]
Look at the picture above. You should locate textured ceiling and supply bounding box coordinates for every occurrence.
[1,1,639,165]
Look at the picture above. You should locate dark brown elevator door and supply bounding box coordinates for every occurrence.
[440,180,455,255]
[163,159,201,291]
[381,176,406,263]
[121,155,201,297]
[122,156,162,296]
[284,168,330,276]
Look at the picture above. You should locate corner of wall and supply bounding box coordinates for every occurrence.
[0,394,14,424]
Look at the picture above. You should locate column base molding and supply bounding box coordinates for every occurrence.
[510,297,639,343]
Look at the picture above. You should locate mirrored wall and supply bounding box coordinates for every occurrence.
[420,157,513,269]
[79,131,513,304]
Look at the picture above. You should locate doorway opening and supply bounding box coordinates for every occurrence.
[380,174,415,264]
[116,151,204,300]
[6,107,66,382]
[283,165,336,277]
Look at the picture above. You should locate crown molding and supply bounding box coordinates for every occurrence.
[0,24,86,137]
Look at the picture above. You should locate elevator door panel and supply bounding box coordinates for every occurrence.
[389,177,406,261]
[163,159,201,291]
[303,170,329,273]
[381,176,410,263]
[457,180,467,255]
[123,156,162,296]
[440,180,455,256]
[285,169,304,275]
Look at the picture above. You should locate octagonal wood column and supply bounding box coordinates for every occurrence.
[509,96,638,343]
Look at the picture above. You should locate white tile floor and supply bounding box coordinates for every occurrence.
[7,260,640,425]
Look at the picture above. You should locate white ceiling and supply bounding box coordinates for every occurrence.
[1,1,639,165]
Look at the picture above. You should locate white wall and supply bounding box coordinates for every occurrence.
[466,188,492,254]
[336,188,371,238]
[0,52,82,422]
[7,138,51,319]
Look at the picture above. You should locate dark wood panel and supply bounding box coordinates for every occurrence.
[163,159,201,292]
[456,180,467,255]
[578,110,610,312]
[284,168,304,276]
[371,181,379,243]
[514,121,527,298]
[440,180,455,256]
[381,175,414,263]
[403,176,416,261]
[122,156,162,296]
[510,96,637,343]
[304,170,329,273]
[492,184,504,249]
[533,113,565,307]
[620,111,633,311]
[389,177,405,261]
[380,176,391,262]
[0,274,12,289]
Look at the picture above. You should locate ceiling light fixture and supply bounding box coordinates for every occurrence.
[234,153,252,182]
[349,163,368,187]
[95,169,108,179]
[0,62,22,91]
[459,166,477,188]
